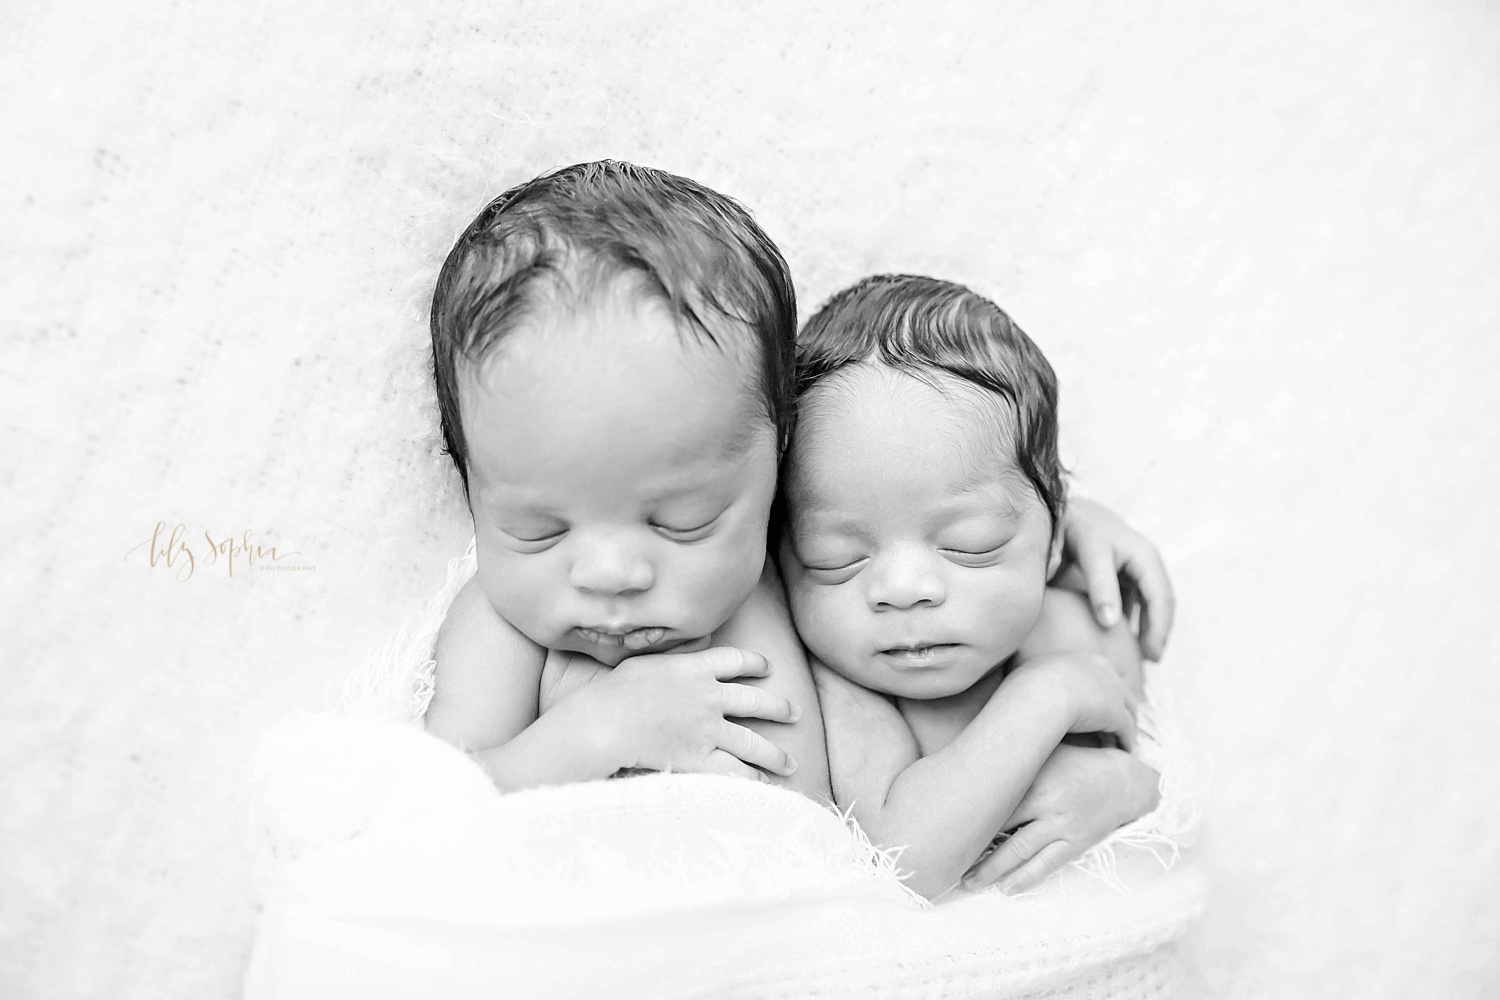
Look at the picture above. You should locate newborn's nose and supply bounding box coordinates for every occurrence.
[567,538,654,596]
[867,548,945,611]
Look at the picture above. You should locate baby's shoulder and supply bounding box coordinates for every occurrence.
[1016,587,1105,658]
[712,557,799,649]
[1017,585,1143,694]
[436,577,544,666]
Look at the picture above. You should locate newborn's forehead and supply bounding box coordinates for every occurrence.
[489,288,753,383]
[798,366,1016,465]
[460,294,770,488]
[788,365,1036,517]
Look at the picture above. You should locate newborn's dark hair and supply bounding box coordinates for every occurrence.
[431,160,797,495]
[794,274,1065,529]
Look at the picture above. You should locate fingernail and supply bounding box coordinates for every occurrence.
[783,755,797,774]
[789,706,802,722]
[1097,603,1119,627]
[961,874,983,890]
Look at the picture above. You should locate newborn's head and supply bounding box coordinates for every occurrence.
[430,161,796,665]
[780,275,1065,698]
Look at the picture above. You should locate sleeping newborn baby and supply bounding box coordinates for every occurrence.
[423,160,831,799]
[779,275,1161,899]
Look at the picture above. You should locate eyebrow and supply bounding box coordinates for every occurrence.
[472,487,555,517]
[719,415,768,461]
[475,461,739,515]
[943,467,1028,519]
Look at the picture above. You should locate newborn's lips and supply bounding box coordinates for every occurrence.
[575,625,670,651]
[877,642,961,665]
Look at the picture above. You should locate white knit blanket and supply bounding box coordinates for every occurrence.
[247,715,1204,999]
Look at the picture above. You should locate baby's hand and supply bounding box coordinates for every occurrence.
[1007,651,1139,751]
[1054,497,1175,661]
[961,744,1161,893]
[584,646,801,782]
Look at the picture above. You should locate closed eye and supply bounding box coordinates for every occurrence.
[939,545,1004,566]
[502,527,567,551]
[805,557,863,571]
[651,514,721,543]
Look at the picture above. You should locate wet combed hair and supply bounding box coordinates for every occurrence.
[794,274,1066,529]
[431,160,797,496]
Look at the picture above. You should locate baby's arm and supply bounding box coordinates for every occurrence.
[428,578,633,789]
[426,579,546,752]
[426,578,799,791]
[818,651,1135,899]
[959,587,1160,892]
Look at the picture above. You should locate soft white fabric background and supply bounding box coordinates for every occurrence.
[2,1,1497,997]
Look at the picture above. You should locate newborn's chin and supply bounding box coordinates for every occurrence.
[871,671,974,700]
[828,648,992,701]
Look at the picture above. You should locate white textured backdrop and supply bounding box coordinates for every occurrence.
[3,1,1497,997]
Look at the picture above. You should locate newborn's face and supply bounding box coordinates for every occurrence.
[459,290,777,667]
[780,365,1057,700]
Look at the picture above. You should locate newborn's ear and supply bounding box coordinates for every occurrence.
[1046,520,1064,579]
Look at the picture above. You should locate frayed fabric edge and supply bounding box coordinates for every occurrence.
[339,536,477,724]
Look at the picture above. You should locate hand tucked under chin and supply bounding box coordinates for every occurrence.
[538,636,715,716]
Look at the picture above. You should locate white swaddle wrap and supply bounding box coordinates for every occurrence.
[246,542,1204,998]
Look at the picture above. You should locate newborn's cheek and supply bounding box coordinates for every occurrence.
[802,592,851,670]
[485,561,552,638]
[689,552,755,631]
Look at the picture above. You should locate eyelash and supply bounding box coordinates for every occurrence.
[503,520,718,549]
[940,544,1005,565]
[804,556,867,573]
[651,516,719,542]
[503,529,567,552]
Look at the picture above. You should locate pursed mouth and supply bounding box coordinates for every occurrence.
[574,626,670,651]
[877,643,960,662]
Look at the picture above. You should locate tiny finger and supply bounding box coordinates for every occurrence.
[996,839,1078,895]
[720,682,799,724]
[707,647,771,681]
[701,749,768,783]
[1077,548,1124,629]
[963,822,1044,890]
[1124,547,1175,660]
[717,721,797,776]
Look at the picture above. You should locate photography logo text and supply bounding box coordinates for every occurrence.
[125,521,314,581]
